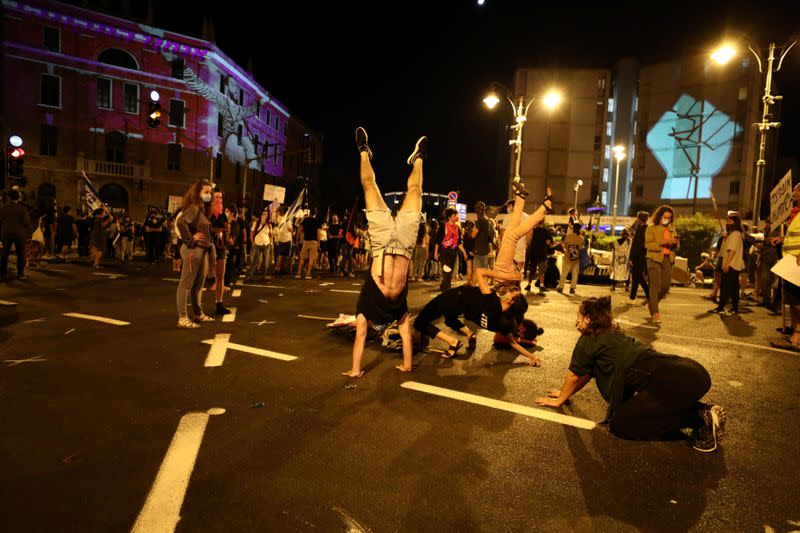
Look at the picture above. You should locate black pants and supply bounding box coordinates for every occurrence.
[328,241,341,272]
[629,257,649,299]
[610,354,710,440]
[717,268,741,312]
[146,236,160,262]
[413,289,465,339]
[439,248,458,292]
[1,236,25,278]
[225,248,241,287]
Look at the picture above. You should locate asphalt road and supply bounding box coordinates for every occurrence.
[1,257,799,532]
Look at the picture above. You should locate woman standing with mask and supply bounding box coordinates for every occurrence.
[644,205,679,323]
[175,180,214,328]
[209,188,231,315]
[708,214,745,316]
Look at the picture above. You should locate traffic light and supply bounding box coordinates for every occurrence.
[8,146,25,176]
[147,90,161,128]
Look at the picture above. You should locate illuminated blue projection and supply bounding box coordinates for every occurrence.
[647,94,742,199]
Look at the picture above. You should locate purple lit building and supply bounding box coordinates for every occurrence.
[1,0,293,217]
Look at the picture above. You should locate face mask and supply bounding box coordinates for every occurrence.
[201,194,212,203]
[661,218,671,226]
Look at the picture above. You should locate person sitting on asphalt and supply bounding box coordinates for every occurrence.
[341,127,427,378]
[535,296,726,453]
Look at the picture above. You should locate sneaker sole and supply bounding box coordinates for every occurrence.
[406,136,427,166]
[355,127,372,159]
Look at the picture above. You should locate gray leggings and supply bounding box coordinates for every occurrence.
[177,245,209,319]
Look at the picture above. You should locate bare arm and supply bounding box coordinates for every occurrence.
[474,267,493,294]
[396,313,414,372]
[535,370,591,407]
[343,314,369,377]
[508,338,540,366]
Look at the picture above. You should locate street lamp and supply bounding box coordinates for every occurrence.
[574,179,583,211]
[711,36,797,226]
[483,83,561,185]
[611,145,626,236]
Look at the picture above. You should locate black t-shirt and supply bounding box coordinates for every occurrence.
[474,215,491,255]
[209,213,228,250]
[356,274,409,324]
[145,218,160,236]
[302,217,320,241]
[328,223,342,242]
[463,233,475,255]
[42,213,55,236]
[57,214,74,233]
[416,222,427,245]
[457,285,510,334]
[531,226,550,259]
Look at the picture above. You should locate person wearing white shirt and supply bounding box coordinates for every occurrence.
[709,214,745,316]
[247,209,272,281]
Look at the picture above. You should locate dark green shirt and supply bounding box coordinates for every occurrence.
[569,330,650,420]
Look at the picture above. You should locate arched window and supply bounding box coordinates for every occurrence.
[98,48,139,70]
[99,183,129,212]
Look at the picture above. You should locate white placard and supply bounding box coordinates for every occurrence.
[769,170,793,226]
[167,195,182,215]
[263,184,286,204]
[771,254,800,287]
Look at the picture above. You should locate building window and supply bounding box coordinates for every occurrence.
[98,48,139,70]
[237,124,242,145]
[273,146,278,163]
[123,83,139,114]
[167,143,182,170]
[730,181,740,195]
[171,58,184,79]
[105,131,125,163]
[253,134,259,153]
[604,145,611,160]
[41,74,61,107]
[265,109,271,126]
[738,87,748,101]
[40,124,58,156]
[603,168,609,183]
[219,75,226,94]
[607,98,615,113]
[606,122,612,137]
[217,113,224,138]
[215,153,223,181]
[238,88,244,105]
[598,76,605,90]
[235,162,241,184]
[284,122,287,135]
[594,135,602,150]
[97,78,112,109]
[274,117,279,130]
[635,185,644,197]
[169,99,185,127]
[43,27,60,53]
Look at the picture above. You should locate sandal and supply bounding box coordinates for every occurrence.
[442,340,464,359]
[770,340,800,352]
[178,317,200,329]
[194,314,215,322]
[542,187,553,214]
[511,178,529,199]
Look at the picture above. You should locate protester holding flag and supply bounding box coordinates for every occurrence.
[89,208,112,269]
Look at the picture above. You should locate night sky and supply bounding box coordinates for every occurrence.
[84,1,800,210]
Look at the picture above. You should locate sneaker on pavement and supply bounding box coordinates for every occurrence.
[569,288,576,295]
[355,127,372,159]
[556,287,563,293]
[215,303,231,315]
[304,275,313,280]
[295,274,302,279]
[406,136,428,165]
[692,404,726,452]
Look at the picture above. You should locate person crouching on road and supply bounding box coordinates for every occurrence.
[536,296,726,452]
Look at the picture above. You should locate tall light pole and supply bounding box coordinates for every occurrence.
[574,179,583,211]
[611,145,626,236]
[483,83,561,190]
[712,38,796,226]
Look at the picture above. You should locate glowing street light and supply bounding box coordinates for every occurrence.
[482,83,562,184]
[711,36,796,225]
[150,90,160,102]
[574,179,584,211]
[611,145,626,236]
[711,44,737,65]
[9,135,23,147]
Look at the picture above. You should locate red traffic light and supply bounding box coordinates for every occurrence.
[10,148,24,158]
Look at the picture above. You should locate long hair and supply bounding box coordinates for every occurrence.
[520,319,544,342]
[650,205,674,225]
[727,214,743,233]
[579,296,621,336]
[182,179,212,215]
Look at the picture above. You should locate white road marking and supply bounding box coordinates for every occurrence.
[232,289,242,298]
[401,382,596,430]
[238,283,288,289]
[251,320,276,326]
[710,337,799,356]
[298,314,337,321]
[351,283,361,286]
[331,289,360,294]
[24,318,46,324]
[64,328,75,335]
[92,272,126,279]
[319,282,334,287]
[4,356,48,366]
[222,308,237,322]
[64,312,130,326]
[201,338,297,365]
[131,408,224,533]
[258,299,269,304]
[0,300,18,306]
[616,317,660,330]
[162,278,179,283]
[728,380,743,387]
[204,334,231,367]
[332,506,371,533]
